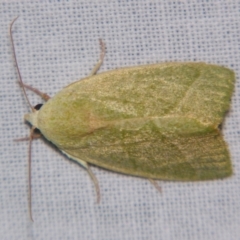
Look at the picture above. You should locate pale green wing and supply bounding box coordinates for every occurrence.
[62,117,232,180]
[62,62,235,126]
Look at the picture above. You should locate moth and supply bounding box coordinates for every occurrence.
[10,17,235,221]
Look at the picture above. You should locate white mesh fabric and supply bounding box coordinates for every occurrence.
[1,1,240,240]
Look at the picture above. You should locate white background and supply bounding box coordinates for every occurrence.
[0,1,240,240]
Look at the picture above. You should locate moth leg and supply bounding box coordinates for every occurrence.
[14,128,42,142]
[62,152,101,203]
[77,159,100,203]
[14,133,41,142]
[20,82,51,101]
[89,39,106,76]
[148,179,162,193]
[86,165,101,204]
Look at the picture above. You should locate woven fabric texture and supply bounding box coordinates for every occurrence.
[1,1,240,240]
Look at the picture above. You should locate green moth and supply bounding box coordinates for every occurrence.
[11,17,235,220]
[26,62,234,181]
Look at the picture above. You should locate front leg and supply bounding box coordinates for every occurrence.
[19,82,51,101]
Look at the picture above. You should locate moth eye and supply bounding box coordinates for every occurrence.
[34,103,43,110]
[33,128,41,134]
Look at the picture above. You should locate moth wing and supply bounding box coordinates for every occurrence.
[62,117,232,180]
[67,62,235,126]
